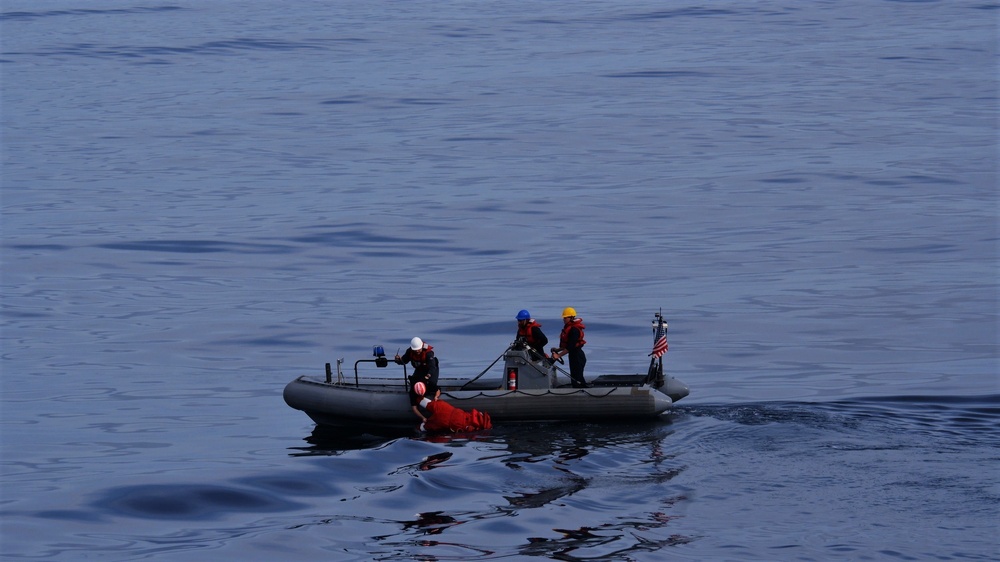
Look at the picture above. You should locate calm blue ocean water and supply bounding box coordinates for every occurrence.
[2,1,997,560]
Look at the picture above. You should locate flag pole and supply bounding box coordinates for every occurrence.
[657,311,667,388]
[646,308,667,388]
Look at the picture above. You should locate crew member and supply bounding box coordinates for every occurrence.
[551,307,588,388]
[395,337,440,421]
[515,309,548,359]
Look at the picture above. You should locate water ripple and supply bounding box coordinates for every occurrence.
[618,8,740,20]
[0,6,182,21]
[95,240,294,254]
[4,37,343,61]
[602,70,707,79]
[94,484,307,520]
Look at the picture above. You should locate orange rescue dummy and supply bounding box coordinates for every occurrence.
[413,382,492,433]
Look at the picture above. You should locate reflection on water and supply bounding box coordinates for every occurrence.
[289,425,415,456]
[402,510,460,536]
[395,451,454,473]
[8,397,998,560]
[285,419,698,559]
[276,397,998,560]
[96,484,308,521]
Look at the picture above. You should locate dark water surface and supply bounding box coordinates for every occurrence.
[2,1,997,560]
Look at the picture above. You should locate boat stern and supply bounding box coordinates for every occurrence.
[662,376,689,403]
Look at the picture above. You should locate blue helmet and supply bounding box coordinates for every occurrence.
[516,309,531,321]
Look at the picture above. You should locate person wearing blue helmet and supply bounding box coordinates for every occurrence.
[514,309,548,359]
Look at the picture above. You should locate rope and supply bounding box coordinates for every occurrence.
[444,386,617,401]
[459,349,507,390]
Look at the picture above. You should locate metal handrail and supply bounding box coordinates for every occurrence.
[353,358,407,387]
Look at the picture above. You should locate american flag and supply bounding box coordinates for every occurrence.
[651,321,668,358]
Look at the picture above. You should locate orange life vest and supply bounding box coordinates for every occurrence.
[559,319,586,349]
[517,320,544,349]
[408,344,433,365]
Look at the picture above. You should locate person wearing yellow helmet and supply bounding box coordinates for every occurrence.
[551,307,588,388]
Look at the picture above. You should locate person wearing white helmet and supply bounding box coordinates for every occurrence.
[551,307,588,388]
[395,337,440,422]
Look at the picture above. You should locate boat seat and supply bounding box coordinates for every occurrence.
[590,374,649,387]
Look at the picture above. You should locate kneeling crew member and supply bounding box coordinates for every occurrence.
[395,337,439,422]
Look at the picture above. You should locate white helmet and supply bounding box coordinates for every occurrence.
[410,337,424,350]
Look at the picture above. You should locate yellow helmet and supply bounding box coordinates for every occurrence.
[561,307,577,318]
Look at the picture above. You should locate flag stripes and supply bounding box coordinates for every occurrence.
[651,321,668,358]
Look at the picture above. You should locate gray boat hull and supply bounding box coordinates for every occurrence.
[285,316,689,428]
[283,375,683,428]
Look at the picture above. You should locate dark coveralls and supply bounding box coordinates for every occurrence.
[396,346,439,407]
[516,320,549,359]
[559,320,587,388]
